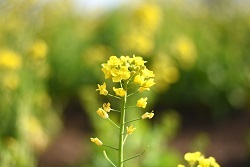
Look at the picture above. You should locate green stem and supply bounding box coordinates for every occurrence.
[103,150,117,167]
[103,145,119,151]
[118,82,127,167]
[108,118,120,129]
[108,94,121,99]
[123,134,128,145]
[124,118,142,124]
[122,145,149,163]
[127,91,138,97]
[110,109,121,113]
[125,105,136,109]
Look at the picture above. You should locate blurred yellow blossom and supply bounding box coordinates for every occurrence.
[184,151,202,165]
[171,36,197,70]
[113,87,126,97]
[133,3,162,32]
[83,45,110,65]
[137,97,148,108]
[96,82,108,95]
[97,108,109,119]
[152,54,179,91]
[90,137,103,146]
[121,31,154,55]
[141,111,154,119]
[2,73,20,90]
[0,49,22,70]
[177,165,185,167]
[179,151,220,167]
[30,39,48,59]
[198,156,220,167]
[126,125,136,135]
[22,116,49,152]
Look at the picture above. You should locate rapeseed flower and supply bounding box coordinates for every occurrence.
[90,137,103,146]
[103,102,111,112]
[126,125,136,135]
[97,108,109,119]
[113,87,126,97]
[184,151,202,166]
[110,66,130,82]
[96,82,108,95]
[137,97,148,108]
[141,112,154,119]
[179,151,220,167]
[134,74,145,85]
[138,78,155,92]
[198,156,220,167]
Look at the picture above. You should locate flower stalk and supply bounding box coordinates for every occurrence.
[118,81,127,167]
[91,55,155,167]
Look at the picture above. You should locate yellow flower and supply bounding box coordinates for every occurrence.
[0,49,22,70]
[198,157,211,167]
[120,55,130,64]
[181,152,220,167]
[134,74,145,85]
[96,82,108,95]
[108,56,121,66]
[141,111,154,119]
[132,55,146,66]
[97,108,109,119]
[143,78,155,88]
[138,86,150,92]
[136,97,148,108]
[138,78,155,92]
[90,137,103,146]
[198,157,220,167]
[184,151,202,165]
[126,125,136,135]
[103,102,111,112]
[102,63,112,79]
[142,68,155,78]
[113,87,126,97]
[111,66,130,82]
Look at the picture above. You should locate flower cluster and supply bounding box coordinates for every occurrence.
[178,151,220,167]
[101,55,155,92]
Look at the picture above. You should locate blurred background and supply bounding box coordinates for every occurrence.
[0,0,250,166]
